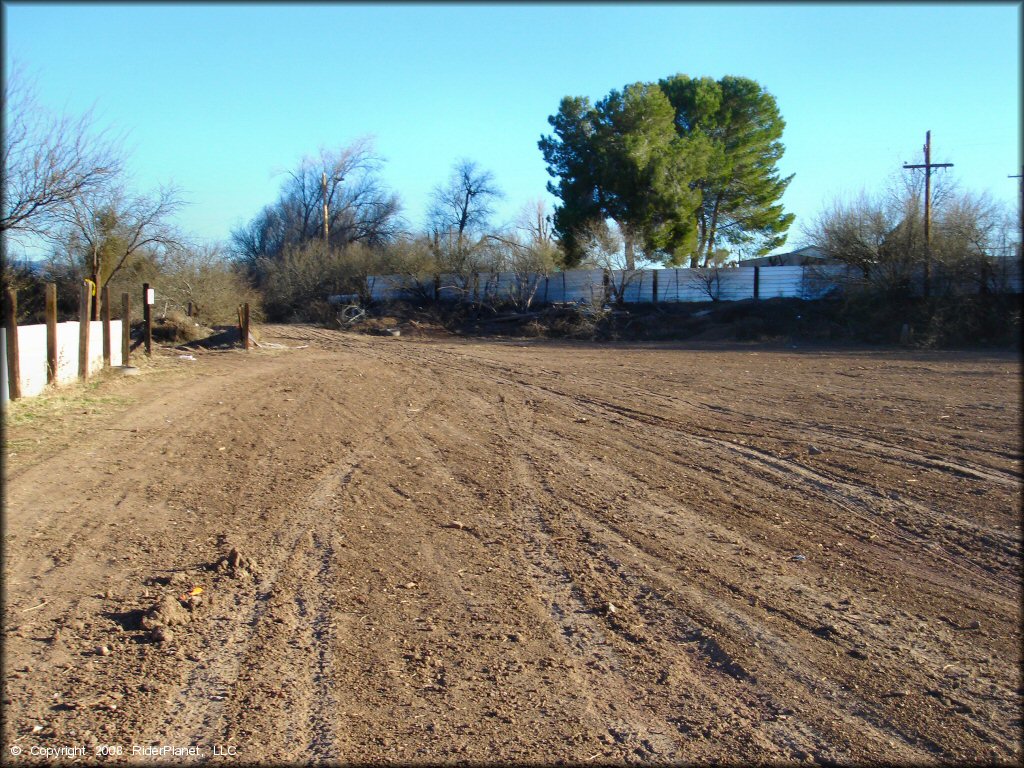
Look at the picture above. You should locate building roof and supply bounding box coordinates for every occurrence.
[737,246,832,267]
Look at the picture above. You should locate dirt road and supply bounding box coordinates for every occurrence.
[3,326,1021,764]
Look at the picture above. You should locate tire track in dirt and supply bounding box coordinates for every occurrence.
[329,338,1017,577]
[383,338,1015,600]
[486,391,938,761]
[161,362,445,761]
[388,339,1021,489]
[487,376,1017,599]
[147,463,349,761]
[347,334,1019,762]
[493,393,685,762]
[381,341,903,759]
[6,327,1018,765]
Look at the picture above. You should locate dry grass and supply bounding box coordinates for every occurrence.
[2,351,188,470]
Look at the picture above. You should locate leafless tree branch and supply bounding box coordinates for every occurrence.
[1,66,124,239]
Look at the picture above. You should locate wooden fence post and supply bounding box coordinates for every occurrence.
[121,292,131,366]
[78,281,91,381]
[242,303,250,351]
[46,284,57,385]
[142,283,152,357]
[753,266,761,300]
[101,285,111,367]
[652,269,659,304]
[5,288,21,400]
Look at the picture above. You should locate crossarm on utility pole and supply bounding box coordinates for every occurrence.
[903,130,954,298]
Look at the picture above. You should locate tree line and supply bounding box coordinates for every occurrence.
[4,66,1018,326]
[1,67,258,326]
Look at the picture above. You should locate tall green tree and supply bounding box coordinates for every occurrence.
[591,82,706,269]
[538,96,604,267]
[658,75,794,266]
[541,83,709,269]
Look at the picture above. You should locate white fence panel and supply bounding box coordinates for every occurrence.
[493,271,519,300]
[437,273,466,301]
[659,269,723,303]
[514,273,549,306]
[544,273,566,303]
[472,273,494,302]
[990,260,1022,293]
[796,265,849,298]
[2,320,122,403]
[757,266,805,298]
[363,261,1022,306]
[561,268,604,303]
[610,270,654,303]
[369,274,412,301]
[718,269,755,301]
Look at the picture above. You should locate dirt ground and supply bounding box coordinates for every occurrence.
[2,325,1021,765]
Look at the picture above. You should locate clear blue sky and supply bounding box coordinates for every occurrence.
[4,2,1021,258]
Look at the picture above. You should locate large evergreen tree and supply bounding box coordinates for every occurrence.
[659,74,794,266]
[538,96,605,267]
[539,83,706,268]
[540,75,792,268]
[592,83,707,269]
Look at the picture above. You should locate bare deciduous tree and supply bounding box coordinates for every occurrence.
[51,183,184,318]
[1,67,123,239]
[514,198,557,250]
[576,219,653,304]
[802,172,1015,297]
[688,265,724,301]
[427,160,504,295]
[427,159,503,244]
[231,138,402,272]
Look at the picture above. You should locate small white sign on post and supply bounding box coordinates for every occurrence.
[146,288,155,305]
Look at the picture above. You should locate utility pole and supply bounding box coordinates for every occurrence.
[322,172,329,243]
[904,130,953,298]
[1010,166,1023,281]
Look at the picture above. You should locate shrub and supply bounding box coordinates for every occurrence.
[157,245,262,326]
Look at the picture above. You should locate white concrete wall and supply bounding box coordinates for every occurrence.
[2,320,123,402]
